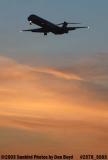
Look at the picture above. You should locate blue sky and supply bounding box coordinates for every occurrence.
[0,0,108,66]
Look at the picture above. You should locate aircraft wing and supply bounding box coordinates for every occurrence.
[21,28,47,33]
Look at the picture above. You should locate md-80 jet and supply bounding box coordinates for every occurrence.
[21,14,89,35]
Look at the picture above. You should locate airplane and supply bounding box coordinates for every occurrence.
[21,14,89,35]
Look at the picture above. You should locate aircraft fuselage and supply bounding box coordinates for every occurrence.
[28,15,68,34]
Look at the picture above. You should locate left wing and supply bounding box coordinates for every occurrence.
[21,28,48,33]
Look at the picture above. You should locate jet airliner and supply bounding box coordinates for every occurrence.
[21,14,89,35]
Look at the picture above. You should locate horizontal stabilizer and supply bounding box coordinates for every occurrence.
[68,26,90,31]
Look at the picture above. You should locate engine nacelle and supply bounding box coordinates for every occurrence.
[62,22,68,29]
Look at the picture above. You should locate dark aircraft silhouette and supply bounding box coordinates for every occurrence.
[21,14,89,35]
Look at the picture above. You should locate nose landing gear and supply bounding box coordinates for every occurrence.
[44,32,47,35]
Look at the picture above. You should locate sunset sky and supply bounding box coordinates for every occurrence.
[0,0,108,157]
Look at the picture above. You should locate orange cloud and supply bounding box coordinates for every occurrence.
[32,67,83,80]
[0,55,108,154]
[0,56,83,81]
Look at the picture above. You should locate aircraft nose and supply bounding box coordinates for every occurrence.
[28,16,31,21]
[28,14,36,21]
